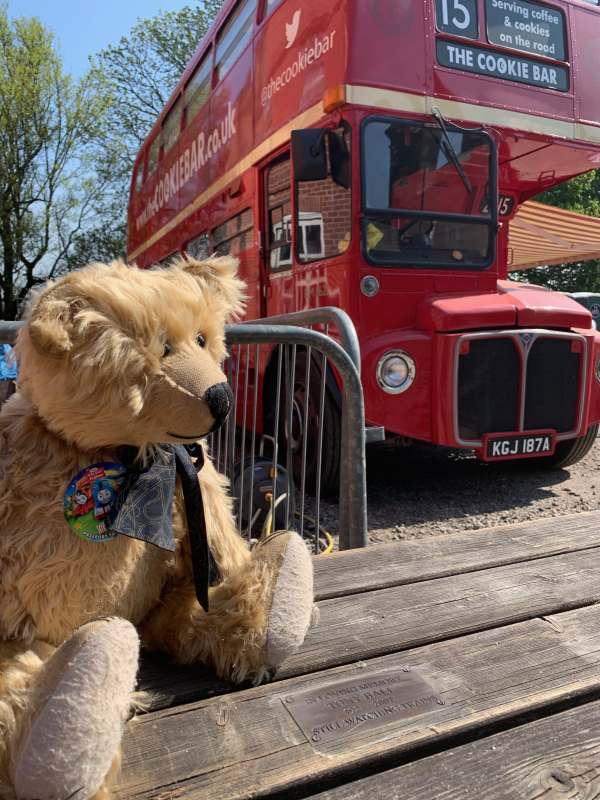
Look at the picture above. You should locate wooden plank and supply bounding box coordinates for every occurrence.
[314,510,600,599]
[308,696,600,799]
[137,651,230,711]
[281,545,600,677]
[139,545,600,709]
[115,603,600,799]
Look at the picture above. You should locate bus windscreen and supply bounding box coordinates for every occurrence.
[362,117,496,269]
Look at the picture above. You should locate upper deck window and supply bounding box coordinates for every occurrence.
[134,159,144,192]
[163,97,182,154]
[264,0,284,15]
[215,0,256,80]
[147,136,160,177]
[184,52,212,122]
[362,116,496,270]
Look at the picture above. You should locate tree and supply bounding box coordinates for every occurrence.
[510,171,600,293]
[0,9,112,318]
[77,2,223,265]
[93,2,222,163]
[540,170,600,218]
[510,259,600,293]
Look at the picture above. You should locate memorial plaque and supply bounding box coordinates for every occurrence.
[437,39,569,91]
[282,669,444,749]
[486,0,567,62]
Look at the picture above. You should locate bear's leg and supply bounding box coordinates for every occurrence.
[142,530,314,684]
[9,617,138,800]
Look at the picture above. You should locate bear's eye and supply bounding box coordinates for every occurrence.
[162,342,172,358]
[196,333,206,348]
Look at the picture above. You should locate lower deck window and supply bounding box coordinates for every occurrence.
[186,232,210,260]
[212,208,254,257]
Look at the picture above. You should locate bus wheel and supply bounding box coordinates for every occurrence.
[265,353,341,497]
[539,424,599,469]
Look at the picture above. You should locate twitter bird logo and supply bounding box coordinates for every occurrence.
[285,10,301,49]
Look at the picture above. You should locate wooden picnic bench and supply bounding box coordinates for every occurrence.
[115,510,600,799]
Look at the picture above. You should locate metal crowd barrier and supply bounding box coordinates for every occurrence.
[212,320,367,552]
[253,307,361,373]
[230,307,366,551]
[0,315,368,552]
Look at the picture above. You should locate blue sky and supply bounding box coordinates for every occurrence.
[8,0,190,76]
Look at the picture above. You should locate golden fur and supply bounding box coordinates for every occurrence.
[0,257,286,798]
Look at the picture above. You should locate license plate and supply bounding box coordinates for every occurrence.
[482,431,556,461]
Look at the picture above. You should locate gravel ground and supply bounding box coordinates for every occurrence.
[303,437,600,547]
[363,438,600,542]
[229,432,600,549]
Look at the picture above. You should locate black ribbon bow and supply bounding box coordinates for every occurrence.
[111,444,218,611]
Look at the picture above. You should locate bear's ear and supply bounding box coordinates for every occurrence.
[179,256,246,320]
[26,281,82,356]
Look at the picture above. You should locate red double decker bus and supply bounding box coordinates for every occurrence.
[128,0,600,491]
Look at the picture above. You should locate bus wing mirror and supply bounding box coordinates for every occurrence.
[291,129,328,182]
[329,130,351,189]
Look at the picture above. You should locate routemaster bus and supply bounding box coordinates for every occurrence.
[128,0,600,492]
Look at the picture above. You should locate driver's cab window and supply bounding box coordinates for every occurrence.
[362,118,494,268]
[296,127,352,261]
[266,154,292,271]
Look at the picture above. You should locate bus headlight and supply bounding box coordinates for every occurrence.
[376,351,416,394]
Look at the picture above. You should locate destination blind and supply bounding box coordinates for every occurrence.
[486,0,566,60]
[435,0,569,91]
[436,40,569,91]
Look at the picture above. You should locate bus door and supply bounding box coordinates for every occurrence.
[261,151,295,317]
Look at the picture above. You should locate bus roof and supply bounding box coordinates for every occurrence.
[129,0,600,263]
[140,0,600,156]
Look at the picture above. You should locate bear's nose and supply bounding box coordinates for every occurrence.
[204,381,233,431]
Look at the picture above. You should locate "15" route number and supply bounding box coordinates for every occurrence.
[435,0,478,40]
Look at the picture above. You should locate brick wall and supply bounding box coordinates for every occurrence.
[297,179,351,258]
[266,156,352,260]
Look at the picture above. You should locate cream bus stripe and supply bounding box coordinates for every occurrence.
[129,102,323,261]
[131,85,600,260]
[346,85,600,145]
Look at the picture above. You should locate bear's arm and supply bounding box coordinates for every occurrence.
[198,453,251,577]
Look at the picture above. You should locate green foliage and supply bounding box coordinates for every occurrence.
[91,3,222,172]
[510,171,600,293]
[511,260,600,293]
[64,221,128,271]
[539,171,600,218]
[0,7,112,318]
[0,2,223,287]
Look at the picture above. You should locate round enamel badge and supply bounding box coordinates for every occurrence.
[64,462,128,542]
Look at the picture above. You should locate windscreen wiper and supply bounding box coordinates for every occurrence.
[431,107,473,195]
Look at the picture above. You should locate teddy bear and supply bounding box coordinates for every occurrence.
[0,257,315,800]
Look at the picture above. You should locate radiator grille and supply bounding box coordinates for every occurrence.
[524,338,581,433]
[457,333,583,442]
[458,338,519,440]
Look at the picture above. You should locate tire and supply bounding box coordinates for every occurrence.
[540,423,599,469]
[264,351,341,497]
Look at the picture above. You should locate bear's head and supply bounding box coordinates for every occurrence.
[16,257,245,451]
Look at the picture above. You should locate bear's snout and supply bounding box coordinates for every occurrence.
[205,382,233,432]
